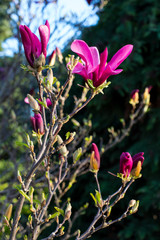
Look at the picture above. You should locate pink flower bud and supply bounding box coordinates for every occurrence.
[119,152,133,177]
[90,143,100,171]
[132,152,144,169]
[30,113,44,135]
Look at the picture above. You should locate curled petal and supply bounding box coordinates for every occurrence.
[108,44,133,70]
[72,62,88,80]
[71,40,99,73]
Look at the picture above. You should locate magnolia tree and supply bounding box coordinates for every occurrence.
[1,20,151,240]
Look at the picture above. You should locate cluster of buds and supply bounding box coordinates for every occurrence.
[129,86,152,112]
[49,47,63,66]
[119,152,144,179]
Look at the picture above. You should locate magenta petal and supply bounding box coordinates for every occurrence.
[71,40,94,70]
[46,98,52,107]
[89,46,100,73]
[108,44,133,70]
[24,97,29,104]
[91,143,100,169]
[98,47,108,78]
[30,116,37,132]
[32,33,42,58]
[72,62,84,73]
[96,65,122,87]
[132,152,144,168]
[39,25,50,57]
[119,152,133,177]
[19,25,33,66]
[34,113,44,135]
[45,20,50,42]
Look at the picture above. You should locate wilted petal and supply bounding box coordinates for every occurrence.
[108,44,133,70]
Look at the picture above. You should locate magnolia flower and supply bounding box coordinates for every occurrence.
[119,152,133,177]
[30,113,44,135]
[71,40,133,87]
[90,143,100,171]
[19,20,50,67]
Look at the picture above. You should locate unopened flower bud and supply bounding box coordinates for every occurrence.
[4,204,13,222]
[129,89,139,107]
[57,135,68,156]
[27,94,40,111]
[33,52,46,70]
[56,47,63,63]
[64,203,72,220]
[130,200,139,214]
[131,152,144,177]
[47,68,53,87]
[30,113,44,135]
[90,143,100,172]
[49,49,56,66]
[119,152,133,177]
[128,199,136,208]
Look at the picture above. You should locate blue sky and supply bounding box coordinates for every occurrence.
[1,0,99,56]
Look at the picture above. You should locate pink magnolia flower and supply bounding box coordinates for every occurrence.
[30,113,44,135]
[119,152,133,177]
[71,40,133,88]
[19,20,50,67]
[90,143,100,171]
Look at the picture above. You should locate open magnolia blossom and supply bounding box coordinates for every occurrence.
[19,20,50,67]
[119,152,144,177]
[71,40,133,88]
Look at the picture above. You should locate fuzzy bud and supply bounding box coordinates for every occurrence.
[27,94,40,111]
[4,204,13,222]
[57,135,68,156]
[64,203,72,220]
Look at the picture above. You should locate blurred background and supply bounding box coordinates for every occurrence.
[0,0,160,239]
